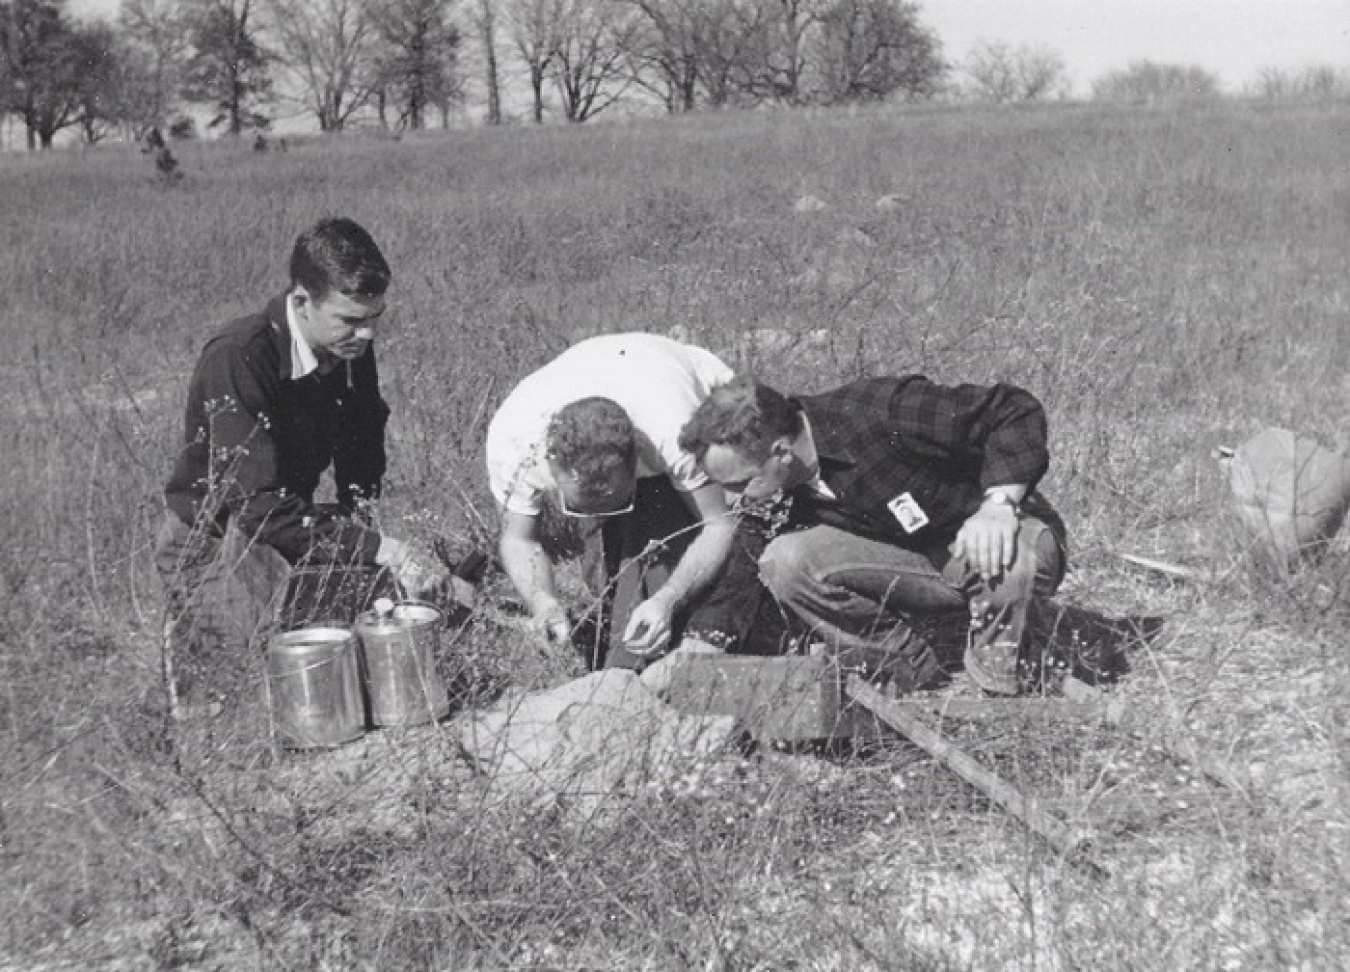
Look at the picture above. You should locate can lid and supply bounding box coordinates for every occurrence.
[393,603,441,624]
[358,601,442,630]
[269,627,353,655]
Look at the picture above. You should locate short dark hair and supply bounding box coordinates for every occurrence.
[546,397,637,493]
[289,218,391,302]
[678,375,802,462]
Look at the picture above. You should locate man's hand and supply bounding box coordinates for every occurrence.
[447,576,477,610]
[531,597,572,648]
[622,590,678,655]
[376,535,452,601]
[953,501,1021,581]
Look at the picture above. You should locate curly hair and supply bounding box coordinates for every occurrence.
[546,397,637,494]
[289,217,391,302]
[678,375,803,462]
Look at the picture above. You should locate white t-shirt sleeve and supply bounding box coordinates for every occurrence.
[486,417,550,517]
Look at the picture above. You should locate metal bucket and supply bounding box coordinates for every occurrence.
[266,627,365,749]
[355,602,451,727]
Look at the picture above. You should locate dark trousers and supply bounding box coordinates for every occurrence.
[153,512,385,699]
[154,512,292,699]
[574,478,790,671]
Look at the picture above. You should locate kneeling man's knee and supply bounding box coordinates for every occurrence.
[993,520,1063,601]
[1025,519,1065,596]
[758,532,817,600]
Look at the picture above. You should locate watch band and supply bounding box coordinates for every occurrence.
[983,488,1022,516]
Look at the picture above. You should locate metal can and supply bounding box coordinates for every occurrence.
[355,602,451,727]
[266,627,365,749]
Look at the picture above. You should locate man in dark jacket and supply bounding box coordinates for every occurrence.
[156,218,457,701]
[678,374,1068,696]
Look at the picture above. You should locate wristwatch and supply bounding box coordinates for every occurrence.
[982,488,1022,516]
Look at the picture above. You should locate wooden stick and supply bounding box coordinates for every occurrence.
[846,675,1105,876]
[1114,551,1198,581]
[903,696,1103,721]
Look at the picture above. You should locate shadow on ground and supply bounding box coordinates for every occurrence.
[1040,601,1166,687]
[919,600,1166,693]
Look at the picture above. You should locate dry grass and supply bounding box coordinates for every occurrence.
[1,99,1347,970]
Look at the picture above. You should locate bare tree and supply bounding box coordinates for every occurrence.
[1252,66,1295,100]
[962,40,1066,103]
[741,0,823,104]
[814,0,940,103]
[620,0,767,111]
[621,0,701,113]
[503,0,562,122]
[263,0,378,131]
[70,20,125,144]
[368,0,460,129]
[473,0,501,123]
[0,0,92,149]
[181,0,273,134]
[103,43,167,138]
[1250,64,1347,100]
[1092,61,1219,103]
[549,0,636,122]
[693,0,763,108]
[118,0,190,131]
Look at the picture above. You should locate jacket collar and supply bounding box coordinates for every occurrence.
[795,397,857,470]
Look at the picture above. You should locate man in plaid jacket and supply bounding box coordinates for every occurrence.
[678,374,1068,696]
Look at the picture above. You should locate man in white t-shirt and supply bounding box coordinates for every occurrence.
[486,332,741,669]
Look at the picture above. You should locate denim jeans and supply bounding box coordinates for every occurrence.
[757,512,1066,695]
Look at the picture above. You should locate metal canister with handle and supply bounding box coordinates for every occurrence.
[266,627,365,749]
[355,599,451,727]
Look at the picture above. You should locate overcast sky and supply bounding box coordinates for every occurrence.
[69,0,1350,94]
[925,0,1350,92]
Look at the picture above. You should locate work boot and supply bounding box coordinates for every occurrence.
[845,625,943,696]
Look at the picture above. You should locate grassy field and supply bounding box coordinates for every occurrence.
[1,99,1347,970]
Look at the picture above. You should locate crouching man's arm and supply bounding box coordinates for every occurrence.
[622,482,736,653]
[499,507,571,645]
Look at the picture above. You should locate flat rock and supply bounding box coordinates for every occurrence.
[460,670,738,818]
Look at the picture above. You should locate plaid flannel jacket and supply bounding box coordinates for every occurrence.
[788,376,1052,548]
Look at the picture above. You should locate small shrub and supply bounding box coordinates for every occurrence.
[154,146,183,185]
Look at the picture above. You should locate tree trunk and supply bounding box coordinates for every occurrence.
[530,70,544,123]
[229,77,244,135]
[484,46,502,123]
[479,0,501,125]
[681,74,696,112]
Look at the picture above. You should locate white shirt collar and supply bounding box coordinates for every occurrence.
[797,413,821,470]
[285,293,321,380]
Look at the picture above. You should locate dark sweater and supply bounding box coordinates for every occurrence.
[164,294,389,565]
